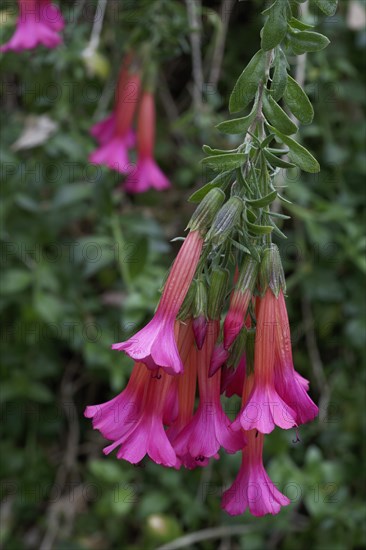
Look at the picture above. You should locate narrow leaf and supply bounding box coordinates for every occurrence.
[247,190,277,208]
[268,124,320,173]
[263,149,296,168]
[247,221,274,235]
[261,0,288,51]
[202,144,237,155]
[229,50,266,113]
[216,109,256,135]
[201,153,246,171]
[189,171,233,203]
[271,48,288,101]
[288,30,330,55]
[263,90,298,135]
[284,75,314,124]
[312,0,338,16]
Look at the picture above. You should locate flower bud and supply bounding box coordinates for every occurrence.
[259,244,285,297]
[227,327,247,369]
[177,281,196,321]
[223,255,258,349]
[192,277,208,349]
[207,267,229,320]
[209,343,229,377]
[245,328,256,374]
[187,188,226,235]
[205,196,243,246]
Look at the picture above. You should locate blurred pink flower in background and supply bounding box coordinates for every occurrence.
[1,0,64,53]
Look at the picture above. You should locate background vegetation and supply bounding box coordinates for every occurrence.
[0,0,365,548]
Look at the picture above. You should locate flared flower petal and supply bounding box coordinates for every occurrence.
[1,0,63,52]
[222,431,290,517]
[89,135,131,173]
[113,231,204,375]
[173,320,246,460]
[232,384,297,434]
[124,157,170,194]
[84,363,148,441]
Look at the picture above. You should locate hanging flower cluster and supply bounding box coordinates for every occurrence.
[85,190,319,517]
[89,52,170,193]
[0,0,64,53]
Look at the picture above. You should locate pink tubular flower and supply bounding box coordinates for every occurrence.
[124,91,170,193]
[84,363,149,442]
[85,366,178,467]
[172,320,246,460]
[222,371,290,517]
[221,429,290,516]
[167,321,210,469]
[112,231,204,375]
[1,0,64,53]
[274,291,318,425]
[106,371,178,466]
[89,65,141,173]
[232,290,297,434]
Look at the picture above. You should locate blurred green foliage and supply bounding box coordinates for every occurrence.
[0,1,365,549]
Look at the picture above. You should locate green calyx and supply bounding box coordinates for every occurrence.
[207,268,229,320]
[237,255,259,294]
[187,188,226,235]
[193,277,208,319]
[259,244,286,297]
[177,281,196,321]
[205,196,243,246]
[227,327,248,369]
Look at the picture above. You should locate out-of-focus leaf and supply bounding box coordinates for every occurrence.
[0,270,32,294]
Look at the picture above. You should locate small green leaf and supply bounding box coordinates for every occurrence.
[229,50,266,113]
[230,239,251,255]
[263,149,296,168]
[201,153,246,171]
[268,218,288,239]
[284,75,314,124]
[312,0,338,16]
[261,0,288,51]
[216,110,256,135]
[247,221,274,235]
[268,124,320,172]
[288,30,330,55]
[268,211,291,219]
[189,171,233,203]
[263,90,298,135]
[247,190,277,208]
[271,48,288,101]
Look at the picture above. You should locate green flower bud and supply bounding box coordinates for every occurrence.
[187,188,226,235]
[207,267,229,320]
[245,328,256,374]
[205,196,243,245]
[193,277,208,319]
[259,244,286,297]
[227,327,248,369]
[177,280,196,320]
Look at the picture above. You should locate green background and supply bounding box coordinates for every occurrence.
[0,1,365,548]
